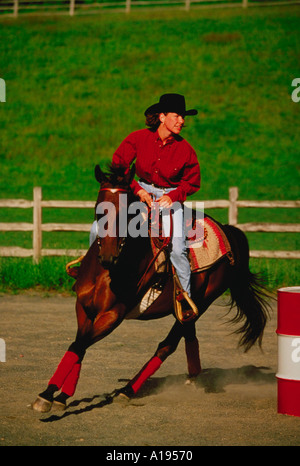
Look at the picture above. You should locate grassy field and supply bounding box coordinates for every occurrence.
[0,6,299,292]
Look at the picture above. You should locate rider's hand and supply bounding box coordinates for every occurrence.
[137,189,153,207]
[157,195,172,208]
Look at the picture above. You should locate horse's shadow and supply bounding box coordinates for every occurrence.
[39,365,275,423]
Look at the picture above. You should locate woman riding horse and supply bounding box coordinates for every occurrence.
[90,93,200,318]
[32,96,270,413]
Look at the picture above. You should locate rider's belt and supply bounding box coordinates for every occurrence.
[139,179,169,190]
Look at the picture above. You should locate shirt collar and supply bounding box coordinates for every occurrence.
[154,130,175,146]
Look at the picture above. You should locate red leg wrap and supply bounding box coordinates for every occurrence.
[185,338,201,377]
[61,363,81,397]
[131,356,162,394]
[48,351,79,390]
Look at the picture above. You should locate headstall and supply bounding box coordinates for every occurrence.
[98,188,129,194]
[96,187,129,266]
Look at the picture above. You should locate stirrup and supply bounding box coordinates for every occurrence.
[174,290,199,324]
[172,270,198,324]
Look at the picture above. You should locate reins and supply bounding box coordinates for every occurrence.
[97,185,173,291]
[136,207,173,291]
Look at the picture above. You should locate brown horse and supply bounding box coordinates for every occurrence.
[32,164,270,413]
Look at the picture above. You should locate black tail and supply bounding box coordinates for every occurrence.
[224,225,272,352]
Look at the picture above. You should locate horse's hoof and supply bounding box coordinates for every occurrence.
[185,376,198,388]
[32,395,53,413]
[113,392,130,404]
[52,400,67,411]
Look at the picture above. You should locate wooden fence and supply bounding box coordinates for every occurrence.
[0,186,299,263]
[1,0,300,17]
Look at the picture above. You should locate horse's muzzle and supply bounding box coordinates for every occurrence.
[98,254,118,270]
[97,236,125,270]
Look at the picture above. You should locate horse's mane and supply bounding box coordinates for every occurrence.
[104,163,130,187]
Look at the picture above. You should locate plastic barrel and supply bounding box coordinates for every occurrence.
[276,287,300,417]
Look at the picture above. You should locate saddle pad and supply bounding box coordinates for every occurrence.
[127,215,234,319]
[188,215,233,272]
[151,214,234,273]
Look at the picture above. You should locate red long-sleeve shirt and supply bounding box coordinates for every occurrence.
[112,128,200,203]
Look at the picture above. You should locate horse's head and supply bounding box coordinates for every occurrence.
[94,163,135,270]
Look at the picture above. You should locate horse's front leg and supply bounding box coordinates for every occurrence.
[32,297,126,413]
[32,299,93,413]
[51,302,127,409]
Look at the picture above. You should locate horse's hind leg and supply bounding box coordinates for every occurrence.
[116,320,196,400]
[183,323,201,379]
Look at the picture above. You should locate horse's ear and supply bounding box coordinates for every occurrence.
[95,165,108,184]
[125,164,136,185]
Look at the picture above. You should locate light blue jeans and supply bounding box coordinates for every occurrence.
[138,181,191,296]
[89,182,191,296]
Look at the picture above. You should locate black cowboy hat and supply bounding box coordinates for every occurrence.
[144,93,198,117]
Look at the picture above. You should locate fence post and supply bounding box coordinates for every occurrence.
[69,0,75,15]
[229,186,238,225]
[185,0,191,11]
[242,0,248,7]
[125,0,131,13]
[33,187,42,264]
[13,0,18,17]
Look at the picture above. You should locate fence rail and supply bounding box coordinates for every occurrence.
[0,0,299,17]
[0,186,299,263]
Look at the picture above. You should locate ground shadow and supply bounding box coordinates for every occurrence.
[189,364,275,394]
[39,393,114,423]
[40,365,275,423]
[133,364,275,397]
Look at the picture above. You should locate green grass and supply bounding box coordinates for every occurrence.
[0,6,299,292]
[0,256,298,294]
[0,256,75,293]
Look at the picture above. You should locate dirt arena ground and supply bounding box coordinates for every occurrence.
[0,292,299,448]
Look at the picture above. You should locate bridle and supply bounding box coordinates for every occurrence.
[96,186,130,268]
[96,186,173,279]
